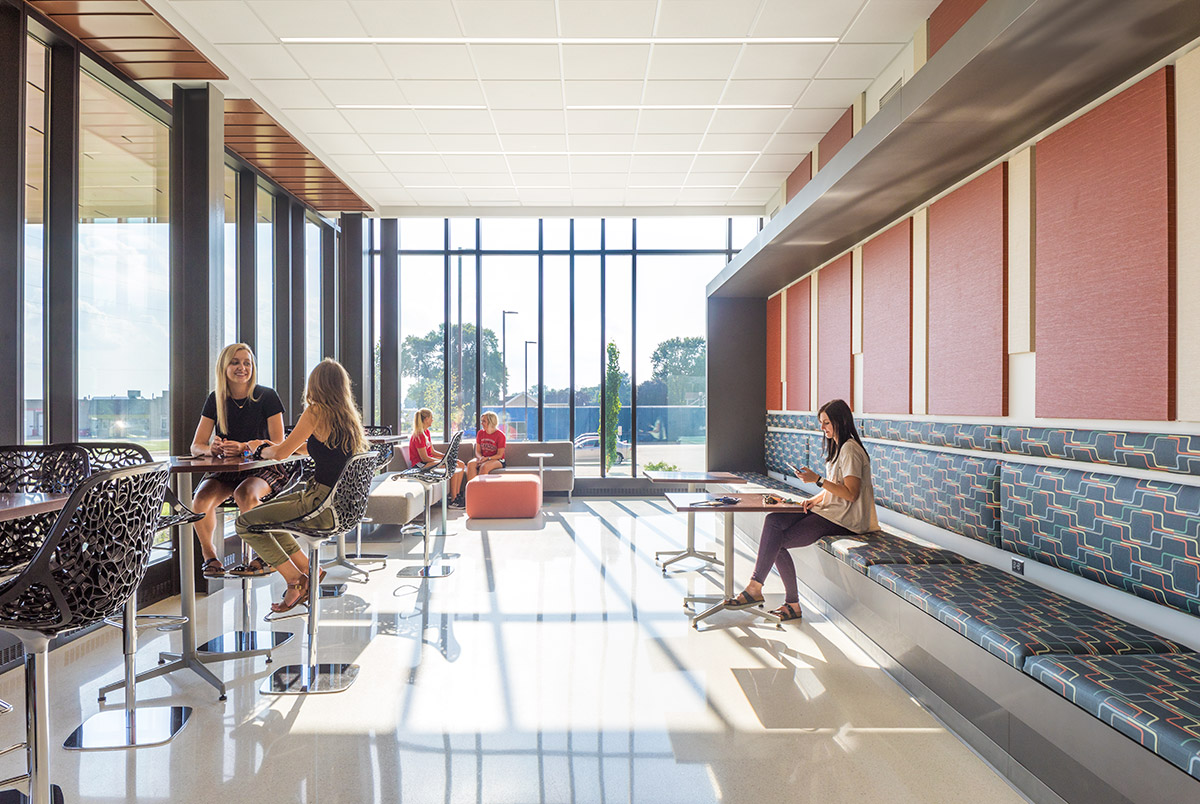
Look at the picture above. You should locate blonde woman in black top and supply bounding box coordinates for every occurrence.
[189,343,291,578]
[236,359,366,614]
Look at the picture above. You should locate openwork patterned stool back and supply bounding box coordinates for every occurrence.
[363,425,395,471]
[0,445,90,495]
[0,462,169,804]
[71,441,150,472]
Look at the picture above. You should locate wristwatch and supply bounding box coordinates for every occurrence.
[252,443,268,460]
[815,477,824,488]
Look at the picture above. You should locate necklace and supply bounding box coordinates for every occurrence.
[231,396,248,409]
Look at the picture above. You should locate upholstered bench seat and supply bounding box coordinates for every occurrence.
[819,530,976,574]
[1026,653,1200,781]
[466,474,541,519]
[365,473,438,526]
[868,564,1189,669]
[730,471,794,493]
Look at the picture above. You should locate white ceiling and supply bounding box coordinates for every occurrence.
[143,0,940,215]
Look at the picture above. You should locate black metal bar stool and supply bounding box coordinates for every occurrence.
[324,425,395,577]
[0,461,170,804]
[248,452,377,695]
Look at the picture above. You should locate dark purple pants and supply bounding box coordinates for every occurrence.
[750,512,849,603]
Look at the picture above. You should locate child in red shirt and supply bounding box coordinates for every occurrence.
[467,411,507,481]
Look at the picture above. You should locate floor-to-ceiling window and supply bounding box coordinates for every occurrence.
[77,69,170,452]
[23,37,47,443]
[223,165,237,346]
[304,216,321,375]
[374,215,760,477]
[256,184,274,387]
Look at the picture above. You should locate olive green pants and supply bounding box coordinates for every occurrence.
[235,482,335,567]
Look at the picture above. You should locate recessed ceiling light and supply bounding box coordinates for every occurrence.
[281,36,839,45]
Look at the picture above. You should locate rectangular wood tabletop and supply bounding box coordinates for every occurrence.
[167,455,299,474]
[0,492,70,522]
[663,491,809,513]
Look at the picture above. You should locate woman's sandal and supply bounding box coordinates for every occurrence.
[201,557,226,578]
[723,590,765,610]
[270,581,308,614]
[771,603,803,621]
[228,557,274,577]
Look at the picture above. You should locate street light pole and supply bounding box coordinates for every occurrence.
[501,310,518,431]
[524,340,536,440]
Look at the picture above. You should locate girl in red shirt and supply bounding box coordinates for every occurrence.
[408,407,467,507]
[467,411,507,480]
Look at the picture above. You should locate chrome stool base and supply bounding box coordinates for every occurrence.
[397,565,453,578]
[0,785,64,804]
[62,706,191,750]
[197,630,293,658]
[262,663,359,695]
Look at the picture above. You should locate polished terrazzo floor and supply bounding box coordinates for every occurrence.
[0,498,1026,803]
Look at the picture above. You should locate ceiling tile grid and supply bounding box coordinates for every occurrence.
[142,0,942,212]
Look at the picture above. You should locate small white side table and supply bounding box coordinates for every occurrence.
[528,452,553,505]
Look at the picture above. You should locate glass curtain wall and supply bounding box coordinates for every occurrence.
[23,38,47,443]
[223,166,237,346]
[304,217,321,374]
[376,215,759,476]
[256,185,274,386]
[77,69,170,452]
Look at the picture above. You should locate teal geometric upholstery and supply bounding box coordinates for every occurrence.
[764,430,824,477]
[867,564,1189,669]
[818,530,975,574]
[858,419,1003,452]
[1005,426,1200,476]
[1002,463,1200,616]
[1026,653,1200,781]
[868,443,1001,546]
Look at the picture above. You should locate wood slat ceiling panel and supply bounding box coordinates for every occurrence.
[223,100,372,212]
[26,0,226,80]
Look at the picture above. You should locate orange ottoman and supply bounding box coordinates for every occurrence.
[465,474,542,519]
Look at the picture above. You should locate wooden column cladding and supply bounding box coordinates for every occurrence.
[224,100,370,213]
[1035,68,1175,421]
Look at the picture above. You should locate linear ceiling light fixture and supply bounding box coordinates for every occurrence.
[566,104,792,110]
[374,150,760,156]
[337,104,488,110]
[281,36,839,45]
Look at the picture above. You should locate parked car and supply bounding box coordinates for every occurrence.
[573,432,628,464]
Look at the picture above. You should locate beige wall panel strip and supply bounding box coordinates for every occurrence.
[1178,49,1200,421]
[1008,147,1035,354]
[810,271,820,411]
[912,208,929,415]
[914,21,928,73]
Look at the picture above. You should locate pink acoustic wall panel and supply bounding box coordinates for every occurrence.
[862,220,913,414]
[766,294,782,410]
[818,108,853,171]
[928,164,1008,416]
[785,154,813,204]
[1035,68,1175,421]
[928,0,988,58]
[817,255,853,408]
[785,278,811,411]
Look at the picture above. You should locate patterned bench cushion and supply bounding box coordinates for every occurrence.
[1002,462,1200,616]
[818,530,975,574]
[731,471,794,493]
[1026,654,1200,781]
[867,564,1189,669]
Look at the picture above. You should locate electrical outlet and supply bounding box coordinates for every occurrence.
[1011,558,1025,575]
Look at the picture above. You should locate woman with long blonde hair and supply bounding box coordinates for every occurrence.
[236,359,367,613]
[189,343,290,577]
[408,407,467,507]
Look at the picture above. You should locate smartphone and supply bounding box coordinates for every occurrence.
[784,462,804,477]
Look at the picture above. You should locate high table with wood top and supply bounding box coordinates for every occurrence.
[0,493,69,523]
[644,471,747,571]
[122,455,299,701]
[664,491,810,629]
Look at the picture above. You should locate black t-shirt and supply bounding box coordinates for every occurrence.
[200,386,285,442]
